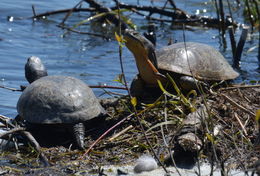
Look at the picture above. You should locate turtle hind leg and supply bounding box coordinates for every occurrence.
[72,122,85,150]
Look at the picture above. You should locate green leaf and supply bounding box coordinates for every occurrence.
[187,90,197,98]
[157,79,176,97]
[157,79,167,93]
[72,12,107,29]
[120,14,137,30]
[113,74,125,85]
[131,97,137,107]
[69,9,133,31]
[206,133,216,144]
[114,32,126,47]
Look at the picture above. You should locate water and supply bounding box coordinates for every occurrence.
[0,0,259,117]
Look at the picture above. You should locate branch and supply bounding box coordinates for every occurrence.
[0,114,50,167]
[30,8,95,19]
[0,85,22,92]
[112,2,237,28]
[22,131,50,167]
[0,114,16,128]
[84,0,128,30]
[89,85,127,90]
[57,24,110,39]
[0,127,25,138]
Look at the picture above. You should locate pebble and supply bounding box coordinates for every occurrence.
[134,155,158,173]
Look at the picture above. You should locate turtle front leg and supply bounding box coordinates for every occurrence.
[179,76,208,91]
[130,74,145,98]
[72,122,85,150]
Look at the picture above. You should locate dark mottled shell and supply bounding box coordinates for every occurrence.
[17,75,105,124]
[156,42,239,80]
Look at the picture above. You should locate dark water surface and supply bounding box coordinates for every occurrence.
[0,0,259,117]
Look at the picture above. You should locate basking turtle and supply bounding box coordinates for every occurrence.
[123,30,239,98]
[17,56,106,149]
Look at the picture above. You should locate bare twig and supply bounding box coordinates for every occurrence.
[82,112,134,156]
[0,114,16,128]
[32,5,37,17]
[22,131,50,167]
[116,5,130,96]
[108,125,133,141]
[221,93,255,117]
[167,0,177,10]
[218,0,225,31]
[29,8,95,19]
[219,84,260,90]
[233,26,249,68]
[81,96,161,157]
[0,85,22,92]
[0,114,49,167]
[213,0,220,23]
[113,1,237,28]
[84,0,127,30]
[226,0,235,28]
[57,24,109,39]
[228,26,237,59]
[234,112,248,136]
[60,0,84,25]
[90,85,127,90]
[244,0,255,27]
[0,127,25,138]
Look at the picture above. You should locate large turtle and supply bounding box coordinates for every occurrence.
[123,30,239,99]
[17,56,106,149]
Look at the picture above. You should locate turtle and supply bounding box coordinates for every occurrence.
[123,30,239,99]
[17,56,106,149]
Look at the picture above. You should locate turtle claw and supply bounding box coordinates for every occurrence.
[73,123,85,150]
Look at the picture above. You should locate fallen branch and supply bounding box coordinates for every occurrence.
[0,114,16,128]
[0,114,50,167]
[0,127,25,138]
[21,131,50,167]
[11,0,238,30]
[84,0,128,30]
[112,1,237,28]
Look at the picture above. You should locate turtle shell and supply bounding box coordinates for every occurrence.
[156,42,239,81]
[17,75,105,124]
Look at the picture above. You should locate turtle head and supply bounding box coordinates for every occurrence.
[25,56,48,83]
[123,30,166,86]
[123,30,158,68]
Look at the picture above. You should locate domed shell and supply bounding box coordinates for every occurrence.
[17,75,105,124]
[156,42,239,81]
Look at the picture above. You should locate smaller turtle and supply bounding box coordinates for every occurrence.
[17,56,106,149]
[25,56,48,83]
[123,30,239,99]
